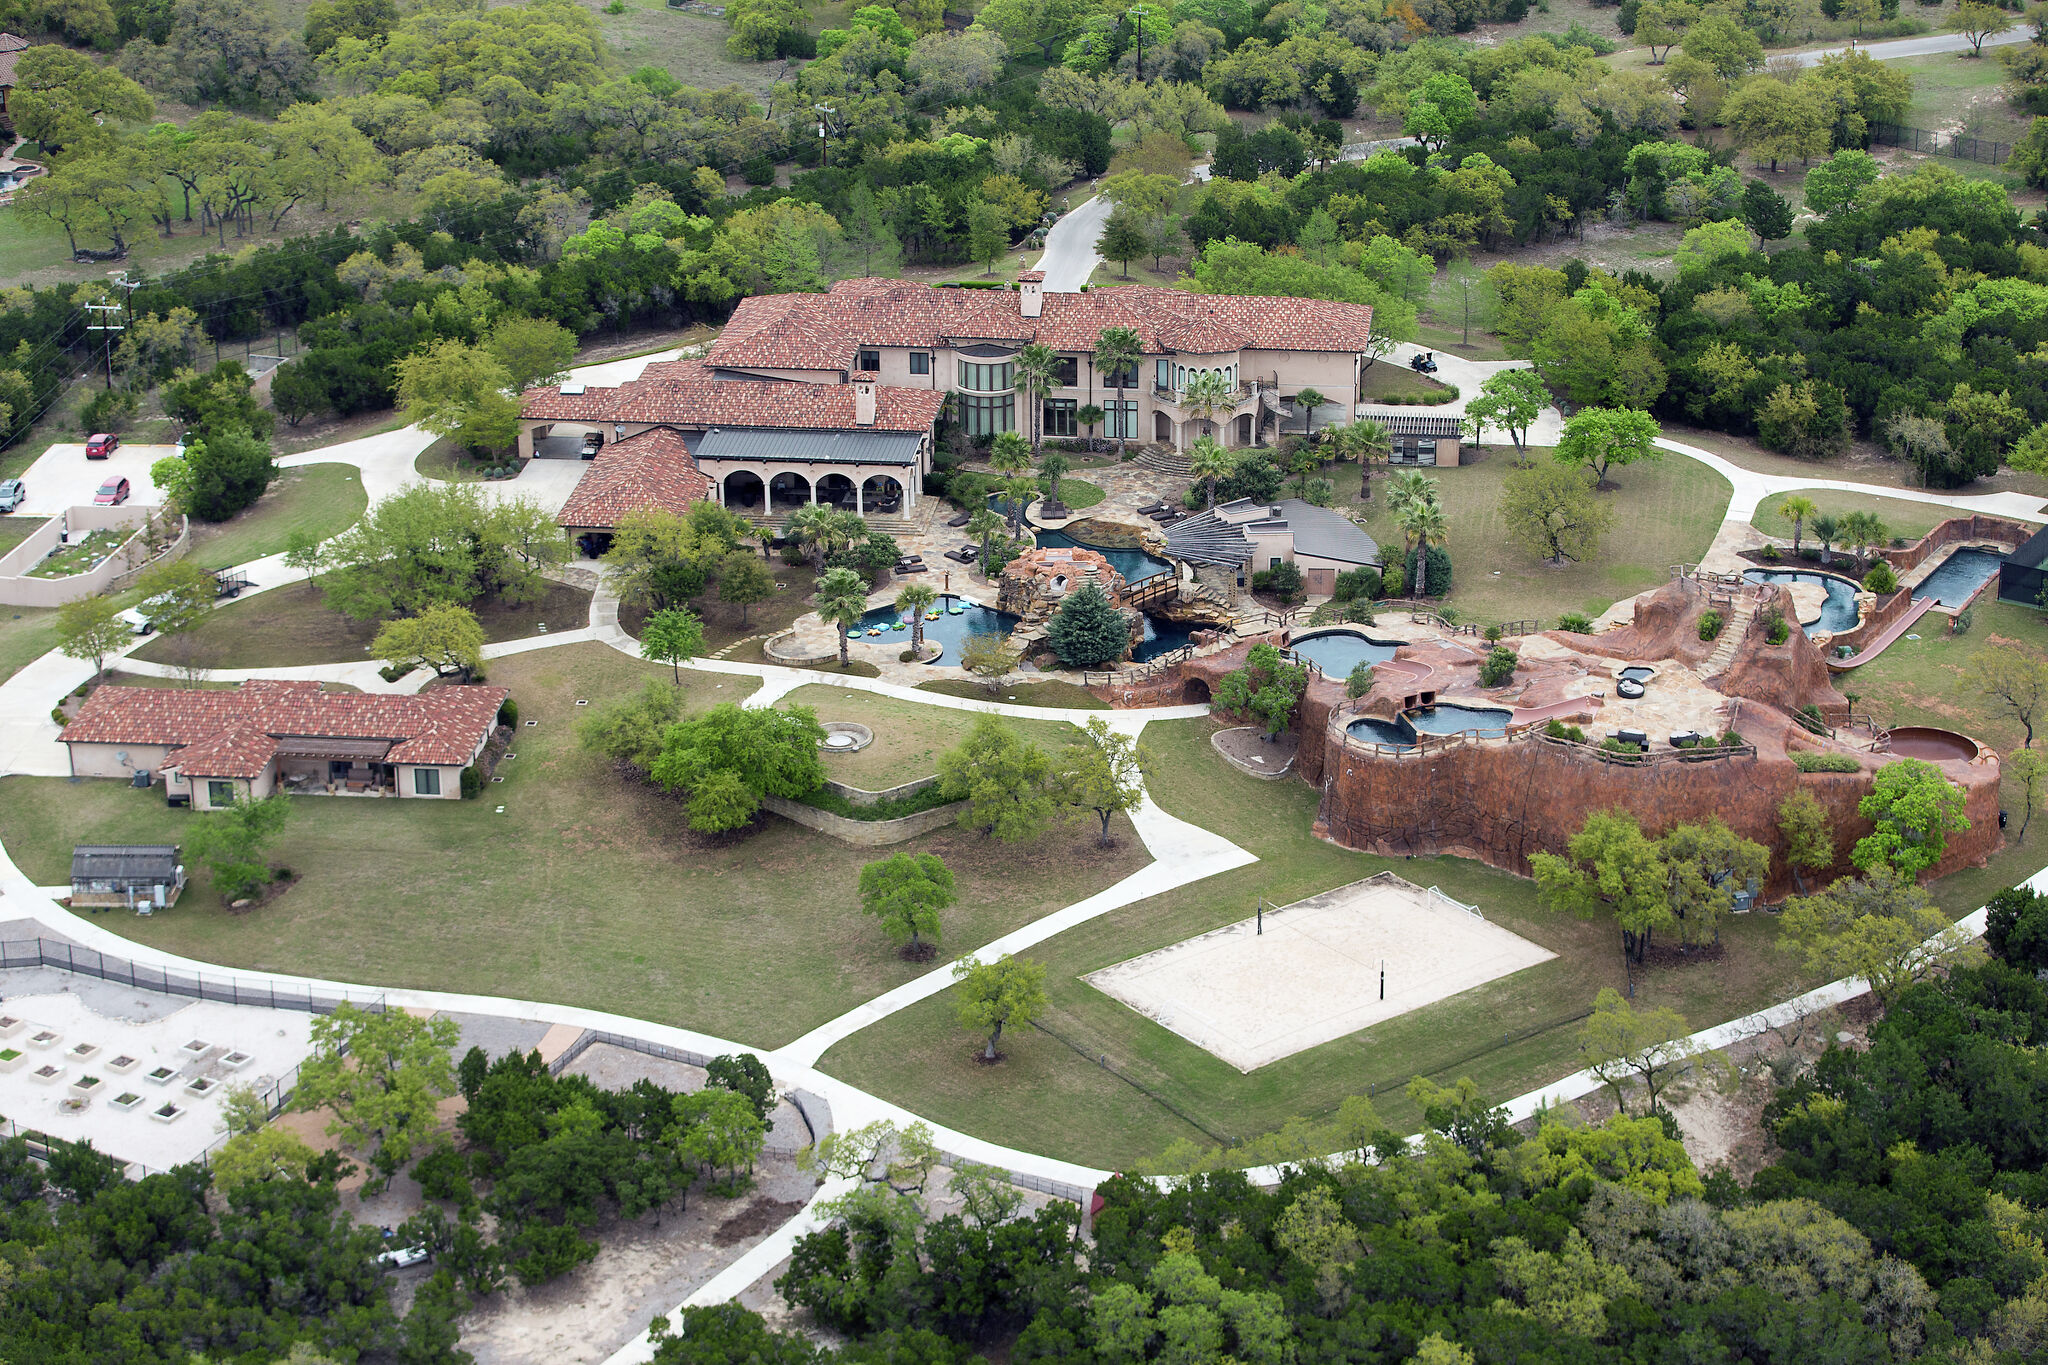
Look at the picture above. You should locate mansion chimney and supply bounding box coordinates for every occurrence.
[1018,270,1045,319]
[852,372,877,426]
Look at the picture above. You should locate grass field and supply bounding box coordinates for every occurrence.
[1751,489,1949,546]
[785,685,1085,790]
[1896,50,2033,145]
[817,714,1819,1167]
[131,581,591,670]
[1360,365,1455,402]
[1339,447,1731,626]
[621,556,818,655]
[0,517,45,558]
[0,608,59,686]
[1847,597,2048,913]
[7,643,1152,1048]
[184,465,369,572]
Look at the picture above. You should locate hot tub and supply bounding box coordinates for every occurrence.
[1292,629,1404,677]
[1886,727,1979,762]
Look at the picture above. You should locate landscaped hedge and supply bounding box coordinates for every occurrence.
[798,783,955,822]
[1792,751,1862,773]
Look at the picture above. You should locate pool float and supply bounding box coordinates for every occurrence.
[892,621,908,631]
[949,605,965,615]
[866,627,883,637]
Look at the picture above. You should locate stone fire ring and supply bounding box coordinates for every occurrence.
[818,722,874,752]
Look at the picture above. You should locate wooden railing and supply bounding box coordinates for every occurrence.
[1509,729,1759,766]
[1491,619,1541,638]
[1126,575,1179,609]
[1083,643,1197,687]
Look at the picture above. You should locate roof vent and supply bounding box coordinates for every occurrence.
[559,380,586,395]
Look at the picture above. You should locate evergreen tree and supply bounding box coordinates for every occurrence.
[1045,580,1129,668]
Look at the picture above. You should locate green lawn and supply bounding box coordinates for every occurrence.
[1360,365,1455,402]
[1054,478,1105,510]
[25,530,125,578]
[1751,489,1949,546]
[184,465,369,572]
[0,608,59,686]
[0,517,45,557]
[785,685,1084,790]
[621,557,820,654]
[1846,597,2048,914]
[6,643,1152,1049]
[915,679,1109,709]
[1342,447,1731,626]
[817,715,1817,1168]
[1896,50,2034,147]
[131,581,592,670]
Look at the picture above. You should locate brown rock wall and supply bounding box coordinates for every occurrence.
[1883,514,2034,574]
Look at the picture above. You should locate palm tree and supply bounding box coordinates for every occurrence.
[1400,499,1448,596]
[1294,386,1326,438]
[1776,494,1817,555]
[1015,342,1061,451]
[1811,513,1841,565]
[1348,420,1392,501]
[824,508,867,561]
[1188,435,1235,510]
[966,507,1005,567]
[1386,470,1439,560]
[1181,368,1232,443]
[750,520,777,561]
[1840,510,1887,567]
[816,567,870,668]
[990,430,1032,532]
[785,503,833,571]
[896,582,938,654]
[1036,447,1072,504]
[1077,403,1104,453]
[1094,326,1142,456]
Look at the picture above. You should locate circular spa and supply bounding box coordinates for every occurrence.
[1291,629,1406,678]
[1885,727,1980,762]
[856,594,1018,666]
[1742,569,1861,635]
[1348,704,1513,751]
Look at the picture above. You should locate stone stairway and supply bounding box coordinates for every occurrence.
[1132,444,1192,477]
[1700,596,1757,678]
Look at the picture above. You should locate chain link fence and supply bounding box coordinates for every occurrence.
[1870,123,2013,168]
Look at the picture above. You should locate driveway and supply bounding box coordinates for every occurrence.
[1034,193,1112,291]
[12,442,175,516]
[1783,27,2030,65]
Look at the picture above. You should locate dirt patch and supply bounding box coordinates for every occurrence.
[714,1196,806,1246]
[1211,725,1298,778]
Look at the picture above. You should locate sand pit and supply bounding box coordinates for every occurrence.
[1084,873,1555,1071]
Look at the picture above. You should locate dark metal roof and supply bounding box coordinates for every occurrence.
[71,844,180,883]
[1278,499,1381,566]
[2008,523,2048,571]
[694,428,924,466]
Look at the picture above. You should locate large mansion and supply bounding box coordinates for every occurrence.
[520,276,1378,540]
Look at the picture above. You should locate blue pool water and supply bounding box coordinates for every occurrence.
[1291,629,1404,678]
[1347,704,1513,750]
[1914,548,2004,607]
[1034,528,1173,585]
[1134,613,1194,663]
[857,594,1018,665]
[1743,570,1861,635]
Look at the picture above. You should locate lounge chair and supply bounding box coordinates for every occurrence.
[946,510,972,527]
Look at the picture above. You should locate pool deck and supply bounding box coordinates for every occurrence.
[1826,596,1937,671]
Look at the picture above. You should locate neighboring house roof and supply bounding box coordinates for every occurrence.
[60,679,506,773]
[1359,408,1463,438]
[2007,522,2048,571]
[1273,499,1381,566]
[72,844,180,885]
[1165,509,1256,568]
[555,426,713,530]
[694,428,924,467]
[706,280,1376,370]
[521,359,947,433]
[0,33,28,92]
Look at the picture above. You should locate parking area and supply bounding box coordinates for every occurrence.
[11,443,176,517]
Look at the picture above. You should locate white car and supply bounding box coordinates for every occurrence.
[377,1243,430,1269]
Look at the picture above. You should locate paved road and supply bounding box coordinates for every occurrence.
[1033,191,1112,291]
[1783,25,2031,66]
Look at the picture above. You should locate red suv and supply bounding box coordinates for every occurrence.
[85,433,119,459]
[93,477,131,506]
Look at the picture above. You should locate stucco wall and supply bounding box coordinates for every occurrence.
[67,741,176,779]
[761,793,968,845]
[0,506,187,607]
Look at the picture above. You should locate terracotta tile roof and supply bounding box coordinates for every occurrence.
[521,366,945,433]
[0,32,30,90]
[61,680,507,772]
[706,281,1374,368]
[555,426,712,530]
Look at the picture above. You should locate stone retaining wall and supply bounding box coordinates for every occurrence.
[1820,585,1912,657]
[765,631,839,667]
[822,774,939,808]
[1883,514,2034,575]
[762,793,967,845]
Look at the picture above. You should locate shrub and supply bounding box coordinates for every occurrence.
[1599,736,1645,760]
[1381,564,1405,598]
[1405,544,1453,597]
[1791,750,1861,773]
[1478,646,1518,688]
[1333,566,1382,602]
[497,698,519,727]
[1342,601,1377,625]
[1557,612,1594,634]
[50,705,68,725]
[1483,624,1503,643]
[413,1144,476,1209]
[741,154,776,185]
[1954,607,1974,635]
[460,766,480,799]
[378,663,410,682]
[1346,661,1374,699]
[1698,610,1724,641]
[1545,718,1586,743]
[1762,610,1789,646]
[1252,561,1305,602]
[1759,543,1781,562]
[1864,561,1900,595]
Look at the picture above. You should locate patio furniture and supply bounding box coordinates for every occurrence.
[899,562,928,572]
[946,510,972,527]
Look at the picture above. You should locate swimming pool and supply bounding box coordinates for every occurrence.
[1134,613,1194,663]
[856,594,1018,665]
[1743,570,1861,635]
[1346,703,1513,750]
[1035,528,1173,585]
[1291,629,1404,678]
[1914,548,2004,607]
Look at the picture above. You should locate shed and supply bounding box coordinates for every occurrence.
[1998,523,2048,607]
[70,844,185,912]
[1356,407,1464,467]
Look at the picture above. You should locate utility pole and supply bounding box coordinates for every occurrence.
[813,103,836,169]
[109,270,141,324]
[84,303,123,391]
[1127,5,1150,79]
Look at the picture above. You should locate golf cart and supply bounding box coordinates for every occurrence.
[1408,352,1439,374]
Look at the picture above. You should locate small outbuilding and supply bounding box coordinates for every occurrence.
[1998,523,2048,607]
[70,844,185,912]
